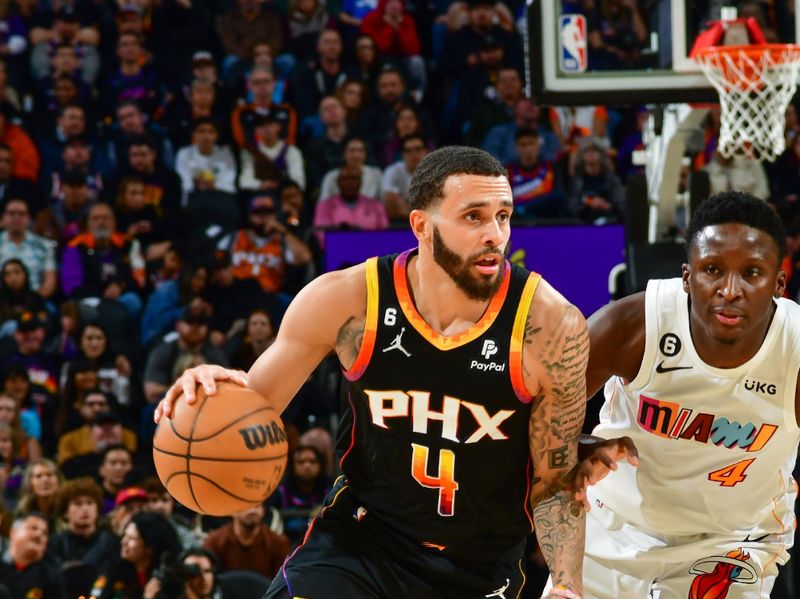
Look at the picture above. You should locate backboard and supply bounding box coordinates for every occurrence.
[526,0,800,105]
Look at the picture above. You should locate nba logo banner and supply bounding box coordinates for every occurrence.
[559,14,587,73]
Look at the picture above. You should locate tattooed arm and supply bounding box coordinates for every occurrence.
[523,279,589,596]
[155,263,368,421]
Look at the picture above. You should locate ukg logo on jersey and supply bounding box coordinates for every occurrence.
[636,395,778,452]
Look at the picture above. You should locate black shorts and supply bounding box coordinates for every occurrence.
[264,480,526,599]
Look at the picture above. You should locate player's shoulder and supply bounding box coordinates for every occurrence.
[301,260,370,304]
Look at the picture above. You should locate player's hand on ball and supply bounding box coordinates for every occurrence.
[573,435,639,511]
[542,587,581,599]
[154,364,249,423]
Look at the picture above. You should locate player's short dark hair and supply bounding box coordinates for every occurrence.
[409,146,506,211]
[686,190,787,264]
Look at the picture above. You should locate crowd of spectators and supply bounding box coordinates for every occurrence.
[0,0,800,597]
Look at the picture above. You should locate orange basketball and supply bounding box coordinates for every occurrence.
[153,381,288,515]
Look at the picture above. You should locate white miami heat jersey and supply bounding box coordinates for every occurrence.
[592,278,800,540]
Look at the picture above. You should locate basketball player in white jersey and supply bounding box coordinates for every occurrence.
[566,190,800,598]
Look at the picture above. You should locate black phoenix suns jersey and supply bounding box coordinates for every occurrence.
[338,249,541,559]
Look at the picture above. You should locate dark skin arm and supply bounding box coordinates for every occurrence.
[572,293,644,502]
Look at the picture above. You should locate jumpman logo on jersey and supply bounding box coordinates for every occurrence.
[485,578,509,598]
[383,327,411,357]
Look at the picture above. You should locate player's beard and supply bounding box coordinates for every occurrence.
[432,226,506,301]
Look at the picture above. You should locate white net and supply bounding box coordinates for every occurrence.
[694,45,800,162]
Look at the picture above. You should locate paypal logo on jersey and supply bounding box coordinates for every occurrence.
[471,339,506,372]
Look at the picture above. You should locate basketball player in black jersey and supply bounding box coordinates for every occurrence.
[155,147,589,599]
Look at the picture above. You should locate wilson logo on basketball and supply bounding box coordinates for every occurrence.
[238,422,288,450]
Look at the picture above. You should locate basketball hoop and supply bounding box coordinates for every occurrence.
[693,43,800,162]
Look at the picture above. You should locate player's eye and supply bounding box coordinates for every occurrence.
[705,265,719,275]
[497,212,510,222]
[464,212,480,222]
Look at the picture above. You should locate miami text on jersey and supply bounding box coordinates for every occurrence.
[637,395,778,451]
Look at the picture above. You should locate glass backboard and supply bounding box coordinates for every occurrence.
[526,0,800,105]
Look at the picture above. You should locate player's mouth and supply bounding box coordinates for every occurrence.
[713,308,744,326]
[474,255,501,275]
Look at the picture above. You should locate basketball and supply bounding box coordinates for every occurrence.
[153,382,288,516]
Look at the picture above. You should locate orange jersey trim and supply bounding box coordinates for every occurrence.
[343,257,379,381]
[393,250,511,351]
[509,273,542,403]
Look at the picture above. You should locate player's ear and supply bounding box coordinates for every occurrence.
[409,209,430,243]
[775,268,787,298]
[681,263,690,293]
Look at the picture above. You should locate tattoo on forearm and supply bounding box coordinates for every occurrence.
[548,445,569,469]
[527,303,589,594]
[335,314,366,370]
[533,490,586,592]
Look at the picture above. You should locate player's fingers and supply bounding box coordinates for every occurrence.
[595,449,617,470]
[228,369,249,387]
[196,368,219,396]
[153,400,164,423]
[621,437,640,466]
[181,373,199,403]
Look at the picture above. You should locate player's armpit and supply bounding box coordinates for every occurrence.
[527,302,589,596]
[248,265,368,413]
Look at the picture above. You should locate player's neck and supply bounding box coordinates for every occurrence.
[408,253,491,335]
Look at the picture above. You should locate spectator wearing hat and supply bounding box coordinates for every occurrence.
[110,486,148,535]
[143,308,229,403]
[239,112,306,192]
[506,128,564,220]
[175,119,237,203]
[217,0,284,73]
[57,391,137,465]
[61,203,146,318]
[0,144,44,214]
[0,107,39,182]
[36,169,95,243]
[217,194,312,297]
[48,476,117,568]
[231,66,298,148]
[105,101,175,172]
[0,512,64,599]
[0,198,57,301]
[313,166,388,248]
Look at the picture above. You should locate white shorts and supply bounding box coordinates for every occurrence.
[544,488,791,599]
